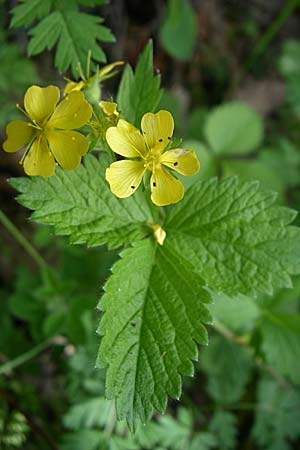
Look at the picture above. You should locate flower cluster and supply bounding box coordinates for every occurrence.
[3,84,200,208]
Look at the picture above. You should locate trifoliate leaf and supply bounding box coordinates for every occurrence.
[252,378,300,450]
[160,0,197,61]
[117,41,162,127]
[204,102,263,154]
[97,238,211,429]
[28,10,114,75]
[10,155,153,249]
[165,177,300,297]
[260,311,300,384]
[200,334,252,404]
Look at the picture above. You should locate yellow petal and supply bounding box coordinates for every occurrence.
[141,110,174,153]
[106,120,147,158]
[100,100,119,117]
[105,160,145,198]
[23,136,55,177]
[47,91,92,130]
[159,148,200,176]
[24,85,60,125]
[99,61,124,78]
[3,120,35,153]
[63,79,85,96]
[151,165,184,206]
[46,130,89,170]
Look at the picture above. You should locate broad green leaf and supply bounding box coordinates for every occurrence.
[200,334,252,404]
[10,0,53,28]
[208,291,260,332]
[260,312,300,383]
[27,10,114,75]
[10,155,153,249]
[165,177,300,297]
[260,139,300,189]
[222,159,284,199]
[252,378,300,449]
[204,102,263,154]
[97,239,211,429]
[117,41,162,127]
[160,0,197,61]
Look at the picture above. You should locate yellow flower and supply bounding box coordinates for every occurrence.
[3,85,92,177]
[105,110,200,206]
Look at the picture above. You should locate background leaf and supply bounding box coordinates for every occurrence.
[160,0,197,61]
[204,102,264,155]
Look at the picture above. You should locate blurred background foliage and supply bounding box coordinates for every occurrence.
[1,0,300,449]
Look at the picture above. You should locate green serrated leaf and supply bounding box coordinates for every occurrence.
[10,155,153,250]
[260,312,300,383]
[97,238,211,429]
[10,0,53,28]
[117,41,162,126]
[204,102,264,154]
[27,10,114,75]
[165,177,300,297]
[160,0,197,61]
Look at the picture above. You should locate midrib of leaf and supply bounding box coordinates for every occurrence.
[131,243,158,425]
[59,10,81,68]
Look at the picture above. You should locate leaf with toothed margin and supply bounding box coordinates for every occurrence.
[9,154,154,250]
[97,238,212,430]
[164,176,300,297]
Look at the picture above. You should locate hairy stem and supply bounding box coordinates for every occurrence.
[0,339,52,375]
[0,208,47,269]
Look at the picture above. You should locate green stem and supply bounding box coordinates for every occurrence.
[0,339,52,375]
[0,208,46,269]
[212,320,291,388]
[246,0,300,70]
